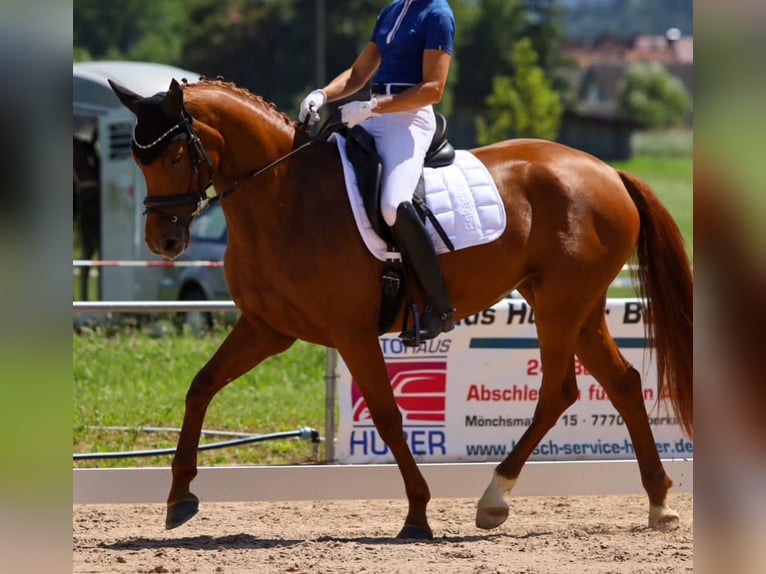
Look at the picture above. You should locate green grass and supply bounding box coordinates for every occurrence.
[605,153,692,297]
[72,268,99,301]
[72,229,100,301]
[73,327,328,467]
[631,128,693,158]
[608,154,693,258]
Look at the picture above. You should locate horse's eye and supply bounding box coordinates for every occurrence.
[170,151,183,165]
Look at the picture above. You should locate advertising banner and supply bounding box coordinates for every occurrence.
[336,298,693,464]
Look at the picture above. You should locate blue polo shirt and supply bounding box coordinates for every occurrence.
[371,0,456,85]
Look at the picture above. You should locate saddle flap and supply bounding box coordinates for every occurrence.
[345,125,391,241]
[330,133,506,263]
[343,116,458,245]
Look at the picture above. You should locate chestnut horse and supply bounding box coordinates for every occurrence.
[109,78,692,539]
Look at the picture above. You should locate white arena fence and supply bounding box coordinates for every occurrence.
[73,261,692,504]
[71,259,640,289]
[73,259,224,268]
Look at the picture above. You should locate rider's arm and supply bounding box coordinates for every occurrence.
[373,49,452,114]
[323,42,381,103]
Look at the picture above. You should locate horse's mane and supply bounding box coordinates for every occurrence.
[180,76,308,134]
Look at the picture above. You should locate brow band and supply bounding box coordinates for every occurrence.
[132,120,185,150]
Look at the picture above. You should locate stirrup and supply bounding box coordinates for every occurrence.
[399,306,454,347]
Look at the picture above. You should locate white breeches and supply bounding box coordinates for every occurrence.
[361,105,436,226]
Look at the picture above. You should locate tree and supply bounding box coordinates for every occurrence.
[562,0,693,39]
[617,62,690,127]
[523,0,578,110]
[73,0,576,126]
[183,0,300,105]
[476,38,562,144]
[454,0,527,104]
[73,0,187,64]
[454,0,573,107]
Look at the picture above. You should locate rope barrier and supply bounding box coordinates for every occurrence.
[73,426,321,460]
[87,425,258,438]
[71,260,644,272]
[73,259,223,267]
[73,300,237,313]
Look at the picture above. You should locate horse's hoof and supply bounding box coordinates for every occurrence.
[165,495,200,530]
[397,523,434,540]
[475,505,509,530]
[648,505,680,531]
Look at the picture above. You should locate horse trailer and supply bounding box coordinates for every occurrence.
[73,61,200,301]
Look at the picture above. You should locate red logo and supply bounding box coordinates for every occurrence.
[352,361,446,424]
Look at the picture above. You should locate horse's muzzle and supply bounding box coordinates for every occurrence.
[147,232,189,260]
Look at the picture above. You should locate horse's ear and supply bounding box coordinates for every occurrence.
[161,79,184,118]
[108,79,141,114]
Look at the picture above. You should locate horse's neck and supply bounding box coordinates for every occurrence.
[188,87,299,186]
[188,88,316,247]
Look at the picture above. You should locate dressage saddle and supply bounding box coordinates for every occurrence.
[343,114,457,335]
[345,113,455,244]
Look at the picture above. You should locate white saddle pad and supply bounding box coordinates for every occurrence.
[329,133,506,261]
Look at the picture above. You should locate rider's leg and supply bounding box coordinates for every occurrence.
[364,107,453,343]
[389,200,455,343]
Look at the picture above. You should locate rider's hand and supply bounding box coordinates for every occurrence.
[299,89,327,126]
[339,98,379,128]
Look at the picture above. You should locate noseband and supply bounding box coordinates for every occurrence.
[133,109,215,226]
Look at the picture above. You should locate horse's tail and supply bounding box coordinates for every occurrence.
[618,170,693,438]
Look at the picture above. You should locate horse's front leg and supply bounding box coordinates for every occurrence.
[335,334,433,539]
[166,315,295,529]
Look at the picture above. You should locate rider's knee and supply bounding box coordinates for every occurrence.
[381,200,399,227]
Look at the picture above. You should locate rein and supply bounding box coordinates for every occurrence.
[209,114,342,208]
[138,108,340,225]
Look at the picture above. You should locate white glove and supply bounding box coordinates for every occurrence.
[299,89,327,125]
[339,98,379,128]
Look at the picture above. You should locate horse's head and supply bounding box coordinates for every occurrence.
[108,79,213,259]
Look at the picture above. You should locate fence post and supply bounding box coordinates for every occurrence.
[324,347,337,463]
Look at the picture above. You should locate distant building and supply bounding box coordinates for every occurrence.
[557,109,639,162]
[563,33,693,68]
[575,61,692,119]
[556,34,693,160]
[445,33,694,160]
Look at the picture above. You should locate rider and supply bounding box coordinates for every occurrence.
[299,0,456,345]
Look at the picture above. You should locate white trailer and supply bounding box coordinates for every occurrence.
[73,61,200,300]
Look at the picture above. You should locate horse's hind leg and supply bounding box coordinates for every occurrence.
[335,334,433,539]
[80,263,89,301]
[476,299,581,529]
[574,303,679,530]
[79,238,91,301]
[79,220,97,300]
[166,315,295,529]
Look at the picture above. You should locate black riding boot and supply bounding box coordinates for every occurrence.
[390,201,455,346]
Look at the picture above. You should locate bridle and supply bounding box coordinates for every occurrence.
[134,106,338,227]
[133,109,215,226]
